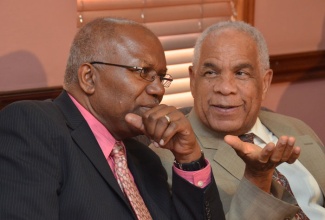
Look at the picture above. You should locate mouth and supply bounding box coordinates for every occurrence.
[142,103,159,109]
[137,103,159,115]
[139,106,152,113]
[211,104,243,112]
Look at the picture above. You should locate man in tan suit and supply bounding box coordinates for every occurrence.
[152,21,325,219]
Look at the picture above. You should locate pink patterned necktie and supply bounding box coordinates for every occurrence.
[110,142,152,220]
[238,133,309,220]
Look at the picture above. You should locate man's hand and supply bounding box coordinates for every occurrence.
[125,104,201,163]
[224,135,300,192]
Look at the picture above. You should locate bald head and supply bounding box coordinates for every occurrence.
[64,17,160,89]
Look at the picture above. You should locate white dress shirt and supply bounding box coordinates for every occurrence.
[249,118,325,219]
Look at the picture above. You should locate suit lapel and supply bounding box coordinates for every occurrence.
[126,151,161,219]
[70,125,124,196]
[189,109,325,192]
[258,111,295,137]
[53,91,130,206]
[124,139,169,220]
[214,146,245,180]
[296,135,325,195]
[260,111,325,195]
[188,110,245,180]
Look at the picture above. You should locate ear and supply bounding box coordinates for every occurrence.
[189,65,196,98]
[78,64,96,95]
[261,69,273,100]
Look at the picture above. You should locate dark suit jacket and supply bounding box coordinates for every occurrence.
[0,91,224,220]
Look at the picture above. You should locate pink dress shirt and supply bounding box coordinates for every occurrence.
[69,94,211,188]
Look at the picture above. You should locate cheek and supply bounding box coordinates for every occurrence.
[98,81,136,114]
[253,83,265,103]
[193,81,213,121]
[195,79,213,96]
[241,81,261,100]
[194,83,212,109]
[243,84,263,119]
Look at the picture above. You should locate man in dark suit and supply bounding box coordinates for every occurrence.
[0,18,225,219]
[152,21,325,219]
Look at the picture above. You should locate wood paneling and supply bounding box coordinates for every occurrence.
[236,0,255,25]
[1,50,325,110]
[270,50,325,83]
[0,86,62,110]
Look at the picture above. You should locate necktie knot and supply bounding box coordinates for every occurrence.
[238,133,255,144]
[111,142,125,159]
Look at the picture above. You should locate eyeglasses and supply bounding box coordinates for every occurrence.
[90,61,173,88]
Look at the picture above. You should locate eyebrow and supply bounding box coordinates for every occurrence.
[202,62,219,69]
[201,61,254,72]
[232,63,254,71]
[157,69,168,76]
[142,61,168,75]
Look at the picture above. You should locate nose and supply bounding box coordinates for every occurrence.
[214,73,237,95]
[146,76,165,98]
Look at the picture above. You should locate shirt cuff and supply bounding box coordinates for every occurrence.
[173,159,211,188]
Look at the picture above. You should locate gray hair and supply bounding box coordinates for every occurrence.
[64,17,145,88]
[192,20,270,71]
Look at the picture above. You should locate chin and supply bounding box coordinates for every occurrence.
[211,121,242,134]
[125,126,142,138]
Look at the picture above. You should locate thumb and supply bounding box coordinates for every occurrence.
[224,135,244,151]
[125,113,145,134]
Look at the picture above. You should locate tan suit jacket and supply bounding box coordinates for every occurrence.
[151,109,325,220]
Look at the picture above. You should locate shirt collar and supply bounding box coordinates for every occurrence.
[248,117,272,145]
[68,93,116,159]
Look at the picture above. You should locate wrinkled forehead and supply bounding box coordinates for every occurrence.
[201,29,257,58]
[116,25,163,50]
[205,28,256,48]
[101,24,166,67]
[195,30,259,71]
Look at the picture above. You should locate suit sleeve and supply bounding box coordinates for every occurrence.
[227,177,300,220]
[0,102,61,220]
[172,168,225,220]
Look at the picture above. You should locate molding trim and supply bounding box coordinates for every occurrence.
[1,50,325,109]
[270,50,325,83]
[236,0,255,25]
[0,86,62,109]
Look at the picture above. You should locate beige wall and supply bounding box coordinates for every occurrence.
[0,0,76,91]
[255,0,325,54]
[263,78,325,144]
[1,0,324,143]
[255,0,325,144]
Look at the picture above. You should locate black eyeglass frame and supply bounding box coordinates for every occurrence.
[90,61,173,88]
